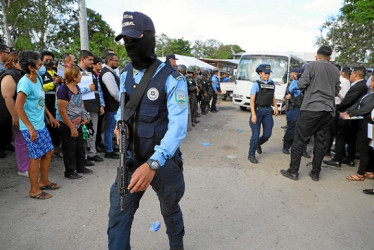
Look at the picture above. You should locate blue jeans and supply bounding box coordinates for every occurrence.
[248,107,274,156]
[283,108,300,150]
[105,111,117,153]
[108,158,185,250]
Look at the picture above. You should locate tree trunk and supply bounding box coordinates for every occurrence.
[1,0,12,46]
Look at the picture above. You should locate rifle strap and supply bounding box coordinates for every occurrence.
[123,59,161,122]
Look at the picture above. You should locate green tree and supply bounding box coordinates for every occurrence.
[3,0,77,51]
[213,44,245,59]
[316,0,374,65]
[155,33,191,57]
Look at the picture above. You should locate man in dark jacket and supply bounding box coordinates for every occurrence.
[280,46,340,181]
[324,66,368,167]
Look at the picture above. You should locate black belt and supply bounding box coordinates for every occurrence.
[258,105,271,108]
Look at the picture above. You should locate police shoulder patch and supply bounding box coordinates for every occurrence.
[174,90,187,108]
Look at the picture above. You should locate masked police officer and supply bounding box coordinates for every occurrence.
[109,11,188,250]
[248,64,279,164]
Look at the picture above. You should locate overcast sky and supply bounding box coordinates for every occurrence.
[86,0,343,53]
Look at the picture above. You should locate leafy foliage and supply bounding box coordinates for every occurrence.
[1,1,243,63]
[156,33,192,56]
[316,0,374,65]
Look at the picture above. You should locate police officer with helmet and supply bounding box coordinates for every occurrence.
[177,64,187,76]
[248,64,279,164]
[109,11,188,250]
[186,65,199,126]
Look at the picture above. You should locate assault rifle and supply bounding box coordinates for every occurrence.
[117,92,129,211]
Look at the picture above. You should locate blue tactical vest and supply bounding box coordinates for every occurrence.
[124,64,172,161]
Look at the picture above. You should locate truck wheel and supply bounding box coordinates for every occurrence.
[240,106,247,111]
[222,95,227,101]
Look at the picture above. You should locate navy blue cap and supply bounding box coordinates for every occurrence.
[166,54,178,60]
[115,11,155,41]
[290,68,304,74]
[256,64,272,74]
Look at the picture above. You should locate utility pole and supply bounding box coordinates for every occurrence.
[78,0,89,50]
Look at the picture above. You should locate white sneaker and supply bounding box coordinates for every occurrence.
[17,171,29,177]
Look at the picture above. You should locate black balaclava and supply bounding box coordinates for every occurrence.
[125,30,157,70]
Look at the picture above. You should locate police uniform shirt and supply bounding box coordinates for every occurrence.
[211,75,219,92]
[250,78,276,95]
[288,79,301,97]
[115,62,188,167]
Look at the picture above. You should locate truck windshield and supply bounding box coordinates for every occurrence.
[236,55,289,83]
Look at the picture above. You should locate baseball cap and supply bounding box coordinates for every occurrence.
[256,64,272,74]
[166,54,178,60]
[290,68,304,74]
[115,11,155,41]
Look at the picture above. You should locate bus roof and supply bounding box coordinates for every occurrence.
[240,52,306,63]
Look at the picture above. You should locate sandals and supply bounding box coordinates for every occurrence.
[40,182,60,190]
[363,189,374,195]
[30,191,52,200]
[346,174,365,181]
[364,172,374,179]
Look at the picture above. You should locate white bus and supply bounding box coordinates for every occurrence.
[232,52,306,111]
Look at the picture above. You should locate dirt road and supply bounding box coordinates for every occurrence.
[1,100,373,250]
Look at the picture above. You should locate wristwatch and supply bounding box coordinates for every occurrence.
[146,159,160,170]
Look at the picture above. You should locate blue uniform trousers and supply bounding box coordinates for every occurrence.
[108,158,185,250]
[283,107,300,150]
[249,107,274,156]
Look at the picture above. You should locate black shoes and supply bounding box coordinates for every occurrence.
[282,148,290,154]
[105,151,119,159]
[280,169,299,180]
[65,172,83,179]
[4,144,15,152]
[85,160,95,166]
[77,167,94,175]
[341,158,355,167]
[323,158,341,167]
[87,154,104,162]
[302,151,311,158]
[211,110,218,113]
[309,171,319,181]
[248,155,258,164]
[256,145,262,154]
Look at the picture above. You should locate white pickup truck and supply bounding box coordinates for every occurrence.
[219,80,236,100]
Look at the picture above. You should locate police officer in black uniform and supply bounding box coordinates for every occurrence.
[200,70,210,114]
[248,64,279,163]
[186,66,199,126]
[109,11,188,250]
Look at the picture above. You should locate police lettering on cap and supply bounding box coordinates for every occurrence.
[256,64,272,74]
[166,54,178,60]
[115,11,155,41]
